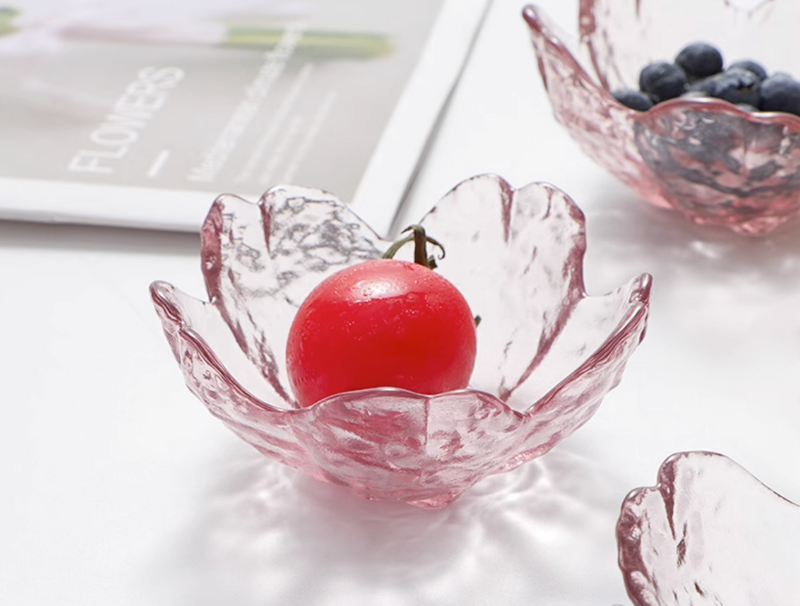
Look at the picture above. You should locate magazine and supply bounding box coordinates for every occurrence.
[0,0,490,236]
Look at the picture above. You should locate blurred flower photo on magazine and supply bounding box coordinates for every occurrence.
[0,0,489,235]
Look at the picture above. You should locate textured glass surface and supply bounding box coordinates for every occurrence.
[618,451,800,606]
[150,175,651,507]
[523,1,800,236]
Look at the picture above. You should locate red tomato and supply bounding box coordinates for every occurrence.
[286,258,477,407]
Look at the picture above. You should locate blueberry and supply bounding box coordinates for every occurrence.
[688,68,760,106]
[759,74,800,116]
[687,77,712,94]
[675,42,723,80]
[611,88,654,111]
[728,59,768,82]
[639,61,687,102]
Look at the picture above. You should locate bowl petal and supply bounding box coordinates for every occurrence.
[633,101,800,234]
[150,280,316,474]
[523,7,663,207]
[617,451,800,606]
[415,175,586,400]
[415,174,651,411]
[511,273,650,467]
[200,187,387,406]
[292,389,523,506]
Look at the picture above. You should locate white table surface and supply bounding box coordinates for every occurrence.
[3,1,800,605]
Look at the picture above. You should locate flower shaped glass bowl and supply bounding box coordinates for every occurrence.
[523,0,800,236]
[617,451,800,606]
[150,175,651,508]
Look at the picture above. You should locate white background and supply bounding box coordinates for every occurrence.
[3,1,800,604]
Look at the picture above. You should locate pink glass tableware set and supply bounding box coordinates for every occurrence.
[150,1,800,604]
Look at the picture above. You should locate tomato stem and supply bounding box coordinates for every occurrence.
[382,225,445,269]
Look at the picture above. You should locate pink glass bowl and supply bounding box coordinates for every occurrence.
[150,175,651,508]
[523,0,800,236]
[618,451,800,605]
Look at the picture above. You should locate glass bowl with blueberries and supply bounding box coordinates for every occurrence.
[523,0,800,236]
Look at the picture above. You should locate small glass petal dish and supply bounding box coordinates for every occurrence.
[523,0,800,236]
[617,451,800,606]
[150,174,651,508]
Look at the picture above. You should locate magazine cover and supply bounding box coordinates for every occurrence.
[0,0,490,235]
